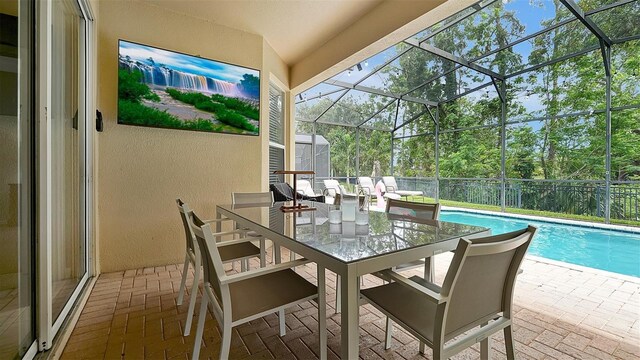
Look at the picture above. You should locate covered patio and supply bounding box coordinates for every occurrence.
[61,248,639,359]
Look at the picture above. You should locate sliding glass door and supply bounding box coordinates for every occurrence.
[50,0,87,323]
[0,0,36,358]
[38,0,92,348]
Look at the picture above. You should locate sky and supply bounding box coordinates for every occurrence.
[312,0,588,95]
[119,40,259,84]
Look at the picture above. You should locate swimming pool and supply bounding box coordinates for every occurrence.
[439,211,640,277]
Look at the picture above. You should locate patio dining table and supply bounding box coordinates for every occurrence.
[216,201,490,359]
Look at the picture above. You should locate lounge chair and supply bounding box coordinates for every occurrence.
[357,176,376,199]
[270,182,325,203]
[322,179,355,204]
[382,176,424,199]
[297,180,325,201]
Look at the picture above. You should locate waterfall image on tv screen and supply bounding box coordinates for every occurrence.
[118,40,260,135]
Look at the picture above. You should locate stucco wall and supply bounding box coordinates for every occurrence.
[96,1,286,272]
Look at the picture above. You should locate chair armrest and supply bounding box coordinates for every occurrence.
[220,258,311,284]
[216,235,263,247]
[357,185,368,196]
[323,188,336,197]
[203,218,232,223]
[385,184,396,193]
[374,269,445,304]
[210,229,246,238]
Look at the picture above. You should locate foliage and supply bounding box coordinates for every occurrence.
[119,99,225,133]
[216,109,258,133]
[239,74,260,99]
[166,89,258,133]
[211,94,259,120]
[118,69,152,103]
[294,0,640,220]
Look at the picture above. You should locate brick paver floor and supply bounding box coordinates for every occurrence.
[61,248,640,359]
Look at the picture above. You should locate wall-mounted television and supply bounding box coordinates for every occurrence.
[117,40,260,136]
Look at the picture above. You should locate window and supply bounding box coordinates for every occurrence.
[269,83,285,183]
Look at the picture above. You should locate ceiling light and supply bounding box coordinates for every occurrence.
[364,61,369,67]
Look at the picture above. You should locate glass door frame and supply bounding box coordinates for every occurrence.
[36,0,94,351]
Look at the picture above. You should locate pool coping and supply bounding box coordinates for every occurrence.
[525,254,640,283]
[441,206,640,235]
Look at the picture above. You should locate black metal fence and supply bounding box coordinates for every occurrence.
[396,177,640,222]
[310,176,639,222]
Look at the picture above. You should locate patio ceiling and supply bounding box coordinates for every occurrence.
[295,0,640,132]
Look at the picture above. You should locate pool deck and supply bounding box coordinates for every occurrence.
[60,248,639,359]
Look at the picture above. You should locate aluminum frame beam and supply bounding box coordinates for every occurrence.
[404,38,504,80]
[418,0,498,43]
[559,0,612,46]
[295,88,345,104]
[313,89,349,122]
[439,81,495,105]
[353,48,413,86]
[505,45,599,78]
[325,80,438,106]
[356,99,397,128]
[393,107,430,132]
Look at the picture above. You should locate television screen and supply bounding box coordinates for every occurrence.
[118,40,260,136]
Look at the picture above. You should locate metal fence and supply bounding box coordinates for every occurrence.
[399,177,640,221]
[308,176,640,222]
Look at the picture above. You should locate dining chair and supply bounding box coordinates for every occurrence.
[231,191,274,206]
[231,191,273,261]
[188,210,327,360]
[176,199,263,336]
[362,226,537,359]
[335,199,441,314]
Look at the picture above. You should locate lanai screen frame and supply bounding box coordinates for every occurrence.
[295,0,640,223]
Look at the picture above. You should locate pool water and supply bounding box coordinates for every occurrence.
[440,211,640,277]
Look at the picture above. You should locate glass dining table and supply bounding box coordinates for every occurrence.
[216,201,490,359]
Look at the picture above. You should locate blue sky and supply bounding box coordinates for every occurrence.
[321,0,580,94]
[119,40,259,84]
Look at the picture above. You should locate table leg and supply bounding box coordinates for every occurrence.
[317,266,327,360]
[216,212,222,233]
[424,257,434,282]
[274,244,281,264]
[340,269,360,359]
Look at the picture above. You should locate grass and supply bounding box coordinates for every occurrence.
[405,195,640,227]
[166,88,258,133]
[118,99,227,133]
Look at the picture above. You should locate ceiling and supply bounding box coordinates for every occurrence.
[141,0,384,65]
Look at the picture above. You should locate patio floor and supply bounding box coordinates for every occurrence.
[60,248,640,359]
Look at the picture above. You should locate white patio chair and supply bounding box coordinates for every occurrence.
[362,226,537,359]
[297,179,323,198]
[175,199,263,336]
[322,179,342,204]
[357,176,376,199]
[189,210,327,360]
[382,176,424,199]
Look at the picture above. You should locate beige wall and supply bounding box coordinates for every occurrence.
[96,1,287,272]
